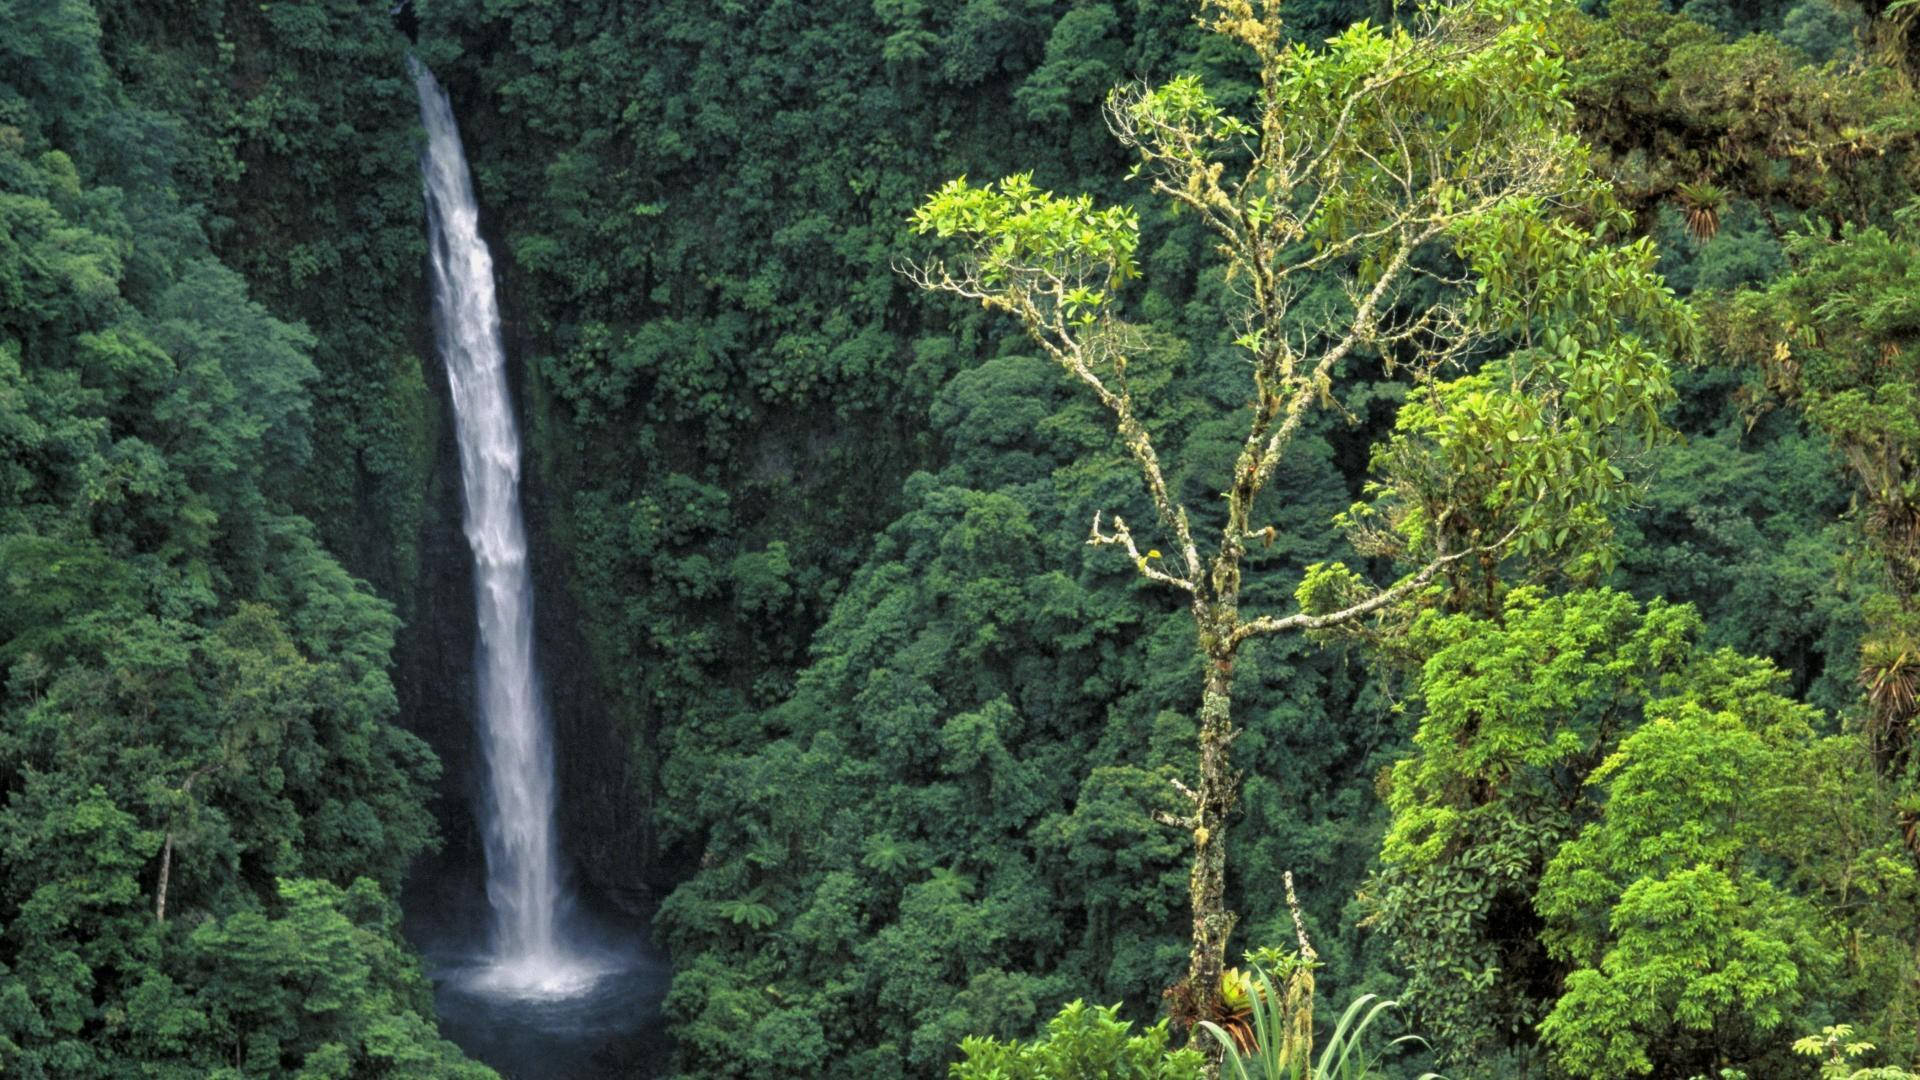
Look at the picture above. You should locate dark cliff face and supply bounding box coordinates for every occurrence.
[509,303,661,914]
[389,344,483,889]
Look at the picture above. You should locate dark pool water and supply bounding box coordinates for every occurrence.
[405,864,672,1079]
[427,954,671,1079]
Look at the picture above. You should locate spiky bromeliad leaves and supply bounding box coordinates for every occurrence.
[1199,963,1444,1080]
[1675,180,1728,242]
[906,0,1691,1050]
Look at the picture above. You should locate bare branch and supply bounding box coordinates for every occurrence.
[1150,775,1203,830]
[1283,870,1319,965]
[1154,809,1200,831]
[1229,524,1522,646]
[924,265,1204,582]
[1090,512,1198,592]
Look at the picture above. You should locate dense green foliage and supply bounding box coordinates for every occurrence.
[1370,589,1916,1075]
[0,2,484,1075]
[10,0,1920,1077]
[91,0,438,606]
[951,1000,1205,1080]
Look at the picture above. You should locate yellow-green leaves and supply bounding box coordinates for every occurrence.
[1534,685,1834,1077]
[950,1000,1206,1079]
[1352,224,1685,576]
[1375,585,1881,1077]
[1115,74,1252,148]
[910,173,1139,328]
[1293,561,1369,619]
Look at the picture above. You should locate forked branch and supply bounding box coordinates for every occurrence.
[1230,524,1522,646]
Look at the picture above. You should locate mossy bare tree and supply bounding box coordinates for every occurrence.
[907,0,1690,1057]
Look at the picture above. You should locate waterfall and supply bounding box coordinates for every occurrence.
[411,57,594,997]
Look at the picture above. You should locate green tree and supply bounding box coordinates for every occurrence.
[1365,589,1698,1065]
[950,1000,1205,1080]
[908,0,1688,1043]
[1710,207,1920,1064]
[184,878,492,1079]
[1534,666,1832,1077]
[1369,588,1918,1075]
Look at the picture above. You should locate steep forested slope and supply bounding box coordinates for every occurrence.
[93,0,437,607]
[6,0,1920,1077]
[394,0,1919,1076]
[0,2,486,1075]
[405,0,1402,911]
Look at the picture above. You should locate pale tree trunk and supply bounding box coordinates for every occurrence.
[905,18,1565,1057]
[1178,435,1258,1048]
[1184,650,1239,1037]
[1162,592,1248,1078]
[154,830,174,924]
[155,768,211,924]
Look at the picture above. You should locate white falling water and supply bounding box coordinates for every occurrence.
[412,58,597,998]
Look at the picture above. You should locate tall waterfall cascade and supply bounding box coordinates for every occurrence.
[411,57,597,998]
